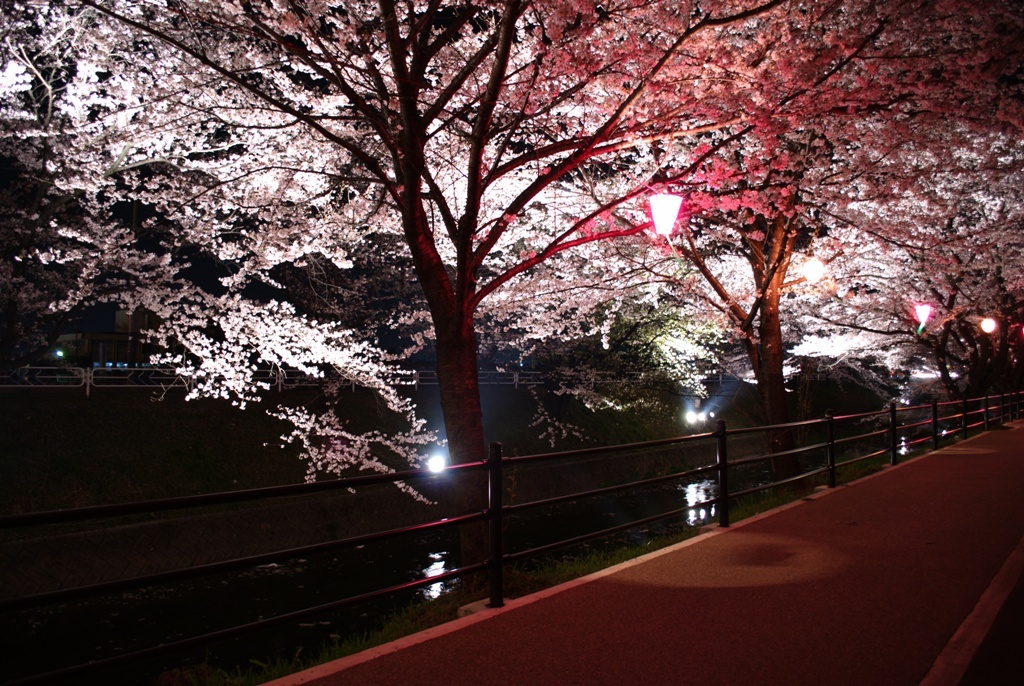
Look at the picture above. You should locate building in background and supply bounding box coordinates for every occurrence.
[54,308,161,367]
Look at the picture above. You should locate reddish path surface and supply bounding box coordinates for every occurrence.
[268,424,1024,686]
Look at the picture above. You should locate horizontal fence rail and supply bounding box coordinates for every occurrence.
[1,390,1021,684]
[2,366,747,395]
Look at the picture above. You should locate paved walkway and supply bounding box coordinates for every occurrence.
[268,424,1024,686]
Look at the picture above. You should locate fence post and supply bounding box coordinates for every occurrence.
[888,401,898,465]
[983,395,990,430]
[715,419,730,528]
[931,399,939,452]
[487,441,505,609]
[1000,393,1005,425]
[962,397,969,439]
[826,410,836,489]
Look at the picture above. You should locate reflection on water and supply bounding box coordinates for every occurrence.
[421,551,449,599]
[679,479,717,526]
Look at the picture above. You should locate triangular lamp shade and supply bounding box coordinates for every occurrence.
[650,193,683,236]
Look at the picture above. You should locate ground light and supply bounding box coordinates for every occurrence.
[684,409,714,425]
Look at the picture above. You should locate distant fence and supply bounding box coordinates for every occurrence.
[1,390,1020,685]
[0,366,740,395]
[0,366,316,396]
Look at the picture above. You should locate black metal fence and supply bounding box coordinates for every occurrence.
[1,365,747,395]
[1,391,1020,684]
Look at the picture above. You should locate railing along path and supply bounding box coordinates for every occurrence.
[1,391,1020,685]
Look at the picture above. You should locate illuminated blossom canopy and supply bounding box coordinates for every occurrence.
[2,0,1021,487]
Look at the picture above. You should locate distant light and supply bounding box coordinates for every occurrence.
[649,193,683,236]
[427,454,447,473]
[697,412,707,422]
[709,411,716,418]
[685,410,698,424]
[54,350,64,358]
[801,256,827,284]
[980,318,998,334]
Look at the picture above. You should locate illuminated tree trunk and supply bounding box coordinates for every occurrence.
[739,214,800,480]
[435,325,486,466]
[752,288,800,479]
[434,316,490,565]
[400,177,490,563]
[679,210,803,480]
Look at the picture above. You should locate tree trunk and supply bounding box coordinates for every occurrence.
[754,294,800,480]
[398,185,491,565]
[434,308,490,566]
[435,323,486,468]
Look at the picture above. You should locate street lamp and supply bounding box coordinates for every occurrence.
[649,192,683,236]
[914,304,933,335]
[980,317,998,334]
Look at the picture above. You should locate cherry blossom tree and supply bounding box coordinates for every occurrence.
[40,0,794,492]
[642,0,1024,470]
[7,0,1021,511]
[797,123,1024,402]
[0,3,191,368]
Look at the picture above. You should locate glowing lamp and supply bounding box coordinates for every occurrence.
[426,454,447,473]
[914,304,933,327]
[980,318,997,334]
[649,193,683,236]
[801,256,827,284]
